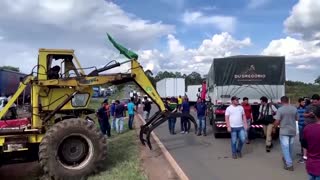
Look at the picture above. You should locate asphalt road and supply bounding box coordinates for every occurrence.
[144,104,307,180]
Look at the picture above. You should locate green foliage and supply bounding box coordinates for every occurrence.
[0,66,20,72]
[286,80,320,102]
[88,128,147,180]
[315,76,320,84]
[154,71,178,81]
[185,71,203,86]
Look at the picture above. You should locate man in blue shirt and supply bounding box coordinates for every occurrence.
[97,101,111,137]
[114,100,126,134]
[180,97,191,134]
[195,98,207,136]
[127,97,135,130]
[297,98,307,163]
[110,100,116,130]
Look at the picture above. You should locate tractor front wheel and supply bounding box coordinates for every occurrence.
[39,118,107,180]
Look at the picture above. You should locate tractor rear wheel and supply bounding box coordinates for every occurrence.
[39,118,107,180]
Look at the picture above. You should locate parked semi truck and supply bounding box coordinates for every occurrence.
[206,55,285,138]
[156,78,185,98]
[186,85,201,103]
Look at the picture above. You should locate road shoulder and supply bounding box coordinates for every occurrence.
[134,115,179,180]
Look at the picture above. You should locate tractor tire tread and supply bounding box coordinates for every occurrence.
[39,118,107,180]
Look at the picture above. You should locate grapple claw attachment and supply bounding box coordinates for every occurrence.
[139,126,147,146]
[139,111,197,150]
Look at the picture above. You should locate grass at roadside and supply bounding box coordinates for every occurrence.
[88,128,147,180]
[88,88,147,180]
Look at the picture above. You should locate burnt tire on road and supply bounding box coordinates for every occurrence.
[39,118,107,180]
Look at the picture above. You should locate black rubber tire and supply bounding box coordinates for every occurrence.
[27,143,39,162]
[214,132,220,138]
[39,118,107,180]
[212,125,220,138]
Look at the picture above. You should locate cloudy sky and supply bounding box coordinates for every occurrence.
[0,0,319,82]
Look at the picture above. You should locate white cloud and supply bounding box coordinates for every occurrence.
[261,0,320,82]
[167,34,186,53]
[284,0,320,40]
[0,0,174,48]
[296,65,315,70]
[140,32,251,75]
[262,36,320,68]
[182,11,237,32]
[0,0,175,74]
[247,0,271,9]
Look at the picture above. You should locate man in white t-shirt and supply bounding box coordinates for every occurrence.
[225,96,248,159]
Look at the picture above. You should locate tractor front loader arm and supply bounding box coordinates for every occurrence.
[104,33,197,149]
[129,60,198,149]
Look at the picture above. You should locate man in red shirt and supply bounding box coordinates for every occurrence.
[242,97,253,144]
[302,106,320,179]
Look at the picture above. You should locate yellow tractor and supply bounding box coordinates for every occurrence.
[0,34,197,179]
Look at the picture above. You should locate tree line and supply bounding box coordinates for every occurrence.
[0,66,20,72]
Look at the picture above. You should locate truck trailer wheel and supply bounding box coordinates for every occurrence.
[39,118,107,180]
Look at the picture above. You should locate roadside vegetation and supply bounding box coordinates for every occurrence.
[286,80,320,102]
[88,87,147,180]
[88,127,147,180]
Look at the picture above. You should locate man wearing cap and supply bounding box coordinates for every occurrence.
[225,96,248,159]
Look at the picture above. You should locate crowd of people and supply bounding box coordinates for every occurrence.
[96,96,152,137]
[96,97,136,137]
[162,94,320,179]
[96,92,320,179]
[224,94,320,179]
[163,96,207,136]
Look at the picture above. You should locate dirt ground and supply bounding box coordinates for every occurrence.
[134,116,179,180]
[0,161,41,180]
